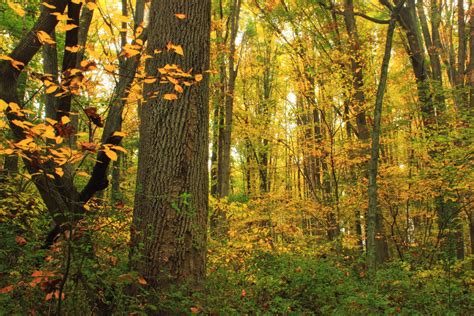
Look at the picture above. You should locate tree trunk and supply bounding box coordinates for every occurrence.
[130,0,211,286]
[367,3,402,270]
[219,0,242,197]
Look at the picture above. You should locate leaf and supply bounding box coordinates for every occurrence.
[7,1,25,17]
[104,64,116,73]
[163,93,178,101]
[65,45,80,52]
[104,148,118,161]
[0,285,14,294]
[190,307,200,314]
[42,2,56,9]
[58,24,78,32]
[195,74,203,82]
[0,55,24,70]
[167,42,184,56]
[111,145,127,153]
[112,131,127,137]
[175,85,184,93]
[80,142,97,152]
[45,85,58,94]
[174,45,184,56]
[86,2,97,10]
[55,168,64,177]
[143,78,157,84]
[175,13,187,20]
[138,277,147,285]
[61,116,71,125]
[15,236,27,246]
[37,31,56,45]
[51,13,70,21]
[0,99,8,111]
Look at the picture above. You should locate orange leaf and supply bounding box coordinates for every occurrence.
[195,74,203,82]
[163,93,178,101]
[175,13,187,20]
[190,307,200,314]
[37,31,56,45]
[0,285,14,294]
[15,236,27,246]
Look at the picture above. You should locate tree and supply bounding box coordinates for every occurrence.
[367,0,406,270]
[130,0,211,286]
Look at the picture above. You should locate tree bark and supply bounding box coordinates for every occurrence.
[367,1,404,270]
[130,0,211,286]
[217,0,242,197]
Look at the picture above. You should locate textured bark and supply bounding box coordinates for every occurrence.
[43,32,59,119]
[457,0,467,101]
[367,2,405,270]
[396,0,433,116]
[469,0,474,109]
[343,0,370,248]
[343,0,370,141]
[217,0,242,197]
[131,0,211,286]
[415,0,443,86]
[55,0,82,121]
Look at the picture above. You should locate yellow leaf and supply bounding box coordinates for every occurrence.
[174,45,184,56]
[61,116,71,125]
[163,93,178,101]
[7,1,25,17]
[175,85,184,93]
[104,64,116,73]
[65,45,80,52]
[51,13,70,21]
[117,15,129,23]
[37,31,56,45]
[174,13,187,20]
[104,149,118,161]
[86,2,97,10]
[111,145,127,153]
[112,131,127,137]
[143,77,157,84]
[45,118,58,125]
[167,42,184,56]
[0,99,8,111]
[195,74,203,82]
[1,148,14,155]
[45,85,58,94]
[41,2,56,9]
[55,168,64,177]
[123,47,140,58]
[58,24,78,32]
[42,127,56,139]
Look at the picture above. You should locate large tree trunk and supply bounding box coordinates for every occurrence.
[343,0,370,249]
[130,0,211,286]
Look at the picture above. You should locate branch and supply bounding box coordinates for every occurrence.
[317,1,390,25]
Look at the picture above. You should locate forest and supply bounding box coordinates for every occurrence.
[0,0,473,314]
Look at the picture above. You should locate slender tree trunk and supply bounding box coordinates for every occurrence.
[219,0,242,197]
[367,4,402,270]
[469,0,474,109]
[457,0,467,107]
[130,0,211,286]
